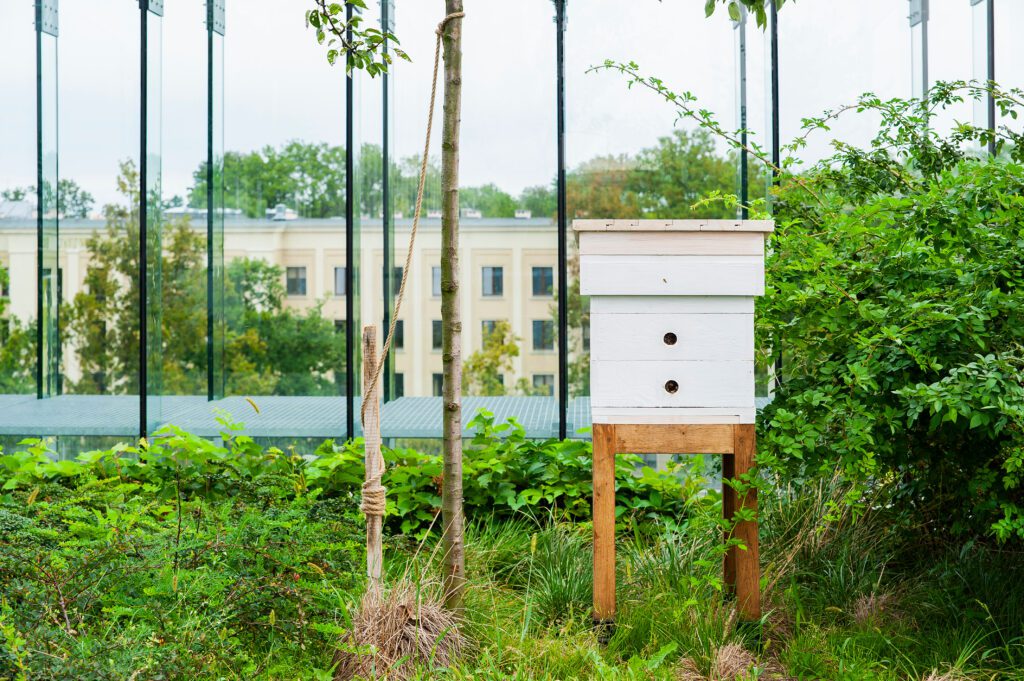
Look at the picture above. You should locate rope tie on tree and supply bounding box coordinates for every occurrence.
[359,10,465,521]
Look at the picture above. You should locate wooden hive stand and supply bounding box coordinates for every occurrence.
[591,422,760,629]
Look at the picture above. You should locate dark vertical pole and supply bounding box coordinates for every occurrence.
[986,0,995,157]
[555,0,568,440]
[737,13,748,220]
[345,3,356,440]
[381,0,393,403]
[35,6,43,400]
[770,0,782,390]
[139,1,149,439]
[770,0,779,174]
[206,4,215,400]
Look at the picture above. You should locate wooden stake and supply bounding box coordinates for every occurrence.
[733,424,760,620]
[362,326,383,588]
[592,423,617,624]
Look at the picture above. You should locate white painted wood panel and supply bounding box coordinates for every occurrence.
[590,360,754,408]
[590,313,753,362]
[573,219,774,233]
[591,407,756,425]
[590,296,754,315]
[580,255,765,296]
[579,231,764,256]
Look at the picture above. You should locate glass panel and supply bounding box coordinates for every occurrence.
[221,0,349,441]
[39,30,59,398]
[145,10,164,432]
[376,1,557,442]
[928,0,972,133]
[566,3,736,432]
[57,0,141,440]
[994,0,1024,137]
[0,0,39,405]
[210,26,226,399]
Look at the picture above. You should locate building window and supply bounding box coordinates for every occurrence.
[334,320,346,334]
[334,266,346,296]
[482,266,503,297]
[582,321,591,352]
[532,266,553,296]
[394,373,405,398]
[286,266,307,296]
[394,320,404,349]
[533,374,554,396]
[533,320,555,351]
[481,319,499,341]
[432,373,444,397]
[432,320,443,350]
[432,266,442,297]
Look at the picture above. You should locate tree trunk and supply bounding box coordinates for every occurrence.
[440,0,465,613]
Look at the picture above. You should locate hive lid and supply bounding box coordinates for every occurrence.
[572,219,774,233]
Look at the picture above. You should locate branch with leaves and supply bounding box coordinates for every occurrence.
[306,0,409,75]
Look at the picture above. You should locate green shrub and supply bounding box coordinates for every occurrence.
[754,83,1024,540]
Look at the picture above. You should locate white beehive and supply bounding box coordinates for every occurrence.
[574,219,774,425]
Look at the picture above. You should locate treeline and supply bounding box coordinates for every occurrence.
[186,128,752,221]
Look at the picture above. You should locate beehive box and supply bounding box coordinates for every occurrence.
[574,219,774,425]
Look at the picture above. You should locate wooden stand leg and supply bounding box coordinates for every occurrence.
[722,451,737,594]
[592,423,616,629]
[733,424,760,620]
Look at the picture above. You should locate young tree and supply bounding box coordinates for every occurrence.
[440,0,465,612]
[462,320,520,396]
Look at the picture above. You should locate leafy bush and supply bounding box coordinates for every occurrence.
[756,83,1024,540]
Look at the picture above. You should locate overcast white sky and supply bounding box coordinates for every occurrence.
[1,1,1022,208]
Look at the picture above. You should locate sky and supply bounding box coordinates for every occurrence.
[1,0,1022,209]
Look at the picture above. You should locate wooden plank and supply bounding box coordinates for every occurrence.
[590,360,754,408]
[733,424,760,620]
[722,451,737,593]
[590,295,754,315]
[591,407,755,424]
[700,219,774,232]
[573,219,774,233]
[590,312,753,362]
[613,423,735,454]
[579,231,763,256]
[579,255,765,296]
[592,424,617,622]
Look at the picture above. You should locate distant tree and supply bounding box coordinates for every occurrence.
[57,179,95,219]
[518,184,556,218]
[629,129,739,219]
[566,155,641,219]
[0,266,35,394]
[460,183,517,218]
[1,188,28,202]
[66,162,344,397]
[462,320,520,396]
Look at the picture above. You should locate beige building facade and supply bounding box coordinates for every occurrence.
[0,215,561,397]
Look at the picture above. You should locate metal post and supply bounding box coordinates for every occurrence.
[345,3,357,440]
[909,0,929,100]
[768,0,782,389]
[555,0,568,440]
[381,0,395,403]
[207,0,225,400]
[987,0,995,157]
[139,1,149,438]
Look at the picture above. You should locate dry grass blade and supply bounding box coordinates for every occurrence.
[333,581,463,680]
